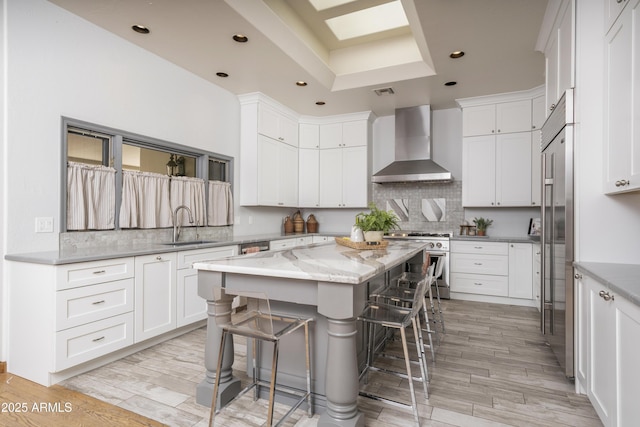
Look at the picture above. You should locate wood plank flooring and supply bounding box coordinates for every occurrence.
[7,299,601,426]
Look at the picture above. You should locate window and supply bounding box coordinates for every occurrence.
[63,118,233,231]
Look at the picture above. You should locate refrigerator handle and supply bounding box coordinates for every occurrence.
[541,153,546,334]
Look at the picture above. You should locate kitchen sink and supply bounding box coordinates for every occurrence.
[160,240,219,246]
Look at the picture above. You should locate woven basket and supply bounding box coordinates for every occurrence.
[335,237,389,250]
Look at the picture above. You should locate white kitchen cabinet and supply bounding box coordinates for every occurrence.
[299,123,319,148]
[508,243,533,299]
[462,100,532,137]
[450,241,509,297]
[312,235,330,244]
[532,95,546,131]
[540,0,573,114]
[603,0,640,194]
[319,145,368,208]
[576,271,640,427]
[319,120,367,149]
[298,147,320,207]
[462,132,532,207]
[532,243,541,310]
[239,93,300,206]
[531,130,542,206]
[176,245,237,327]
[258,102,298,147]
[257,135,299,206]
[134,252,177,342]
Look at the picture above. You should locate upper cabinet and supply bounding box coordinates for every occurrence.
[603,0,640,194]
[536,0,574,115]
[239,93,300,207]
[458,87,543,207]
[258,102,299,147]
[462,99,532,137]
[299,115,372,208]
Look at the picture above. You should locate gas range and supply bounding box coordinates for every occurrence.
[385,231,451,251]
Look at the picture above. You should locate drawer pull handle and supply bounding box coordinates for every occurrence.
[92,300,106,305]
[93,270,106,274]
[474,246,483,249]
[474,282,483,286]
[92,336,105,342]
[474,262,483,265]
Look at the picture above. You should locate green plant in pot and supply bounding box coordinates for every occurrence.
[355,203,400,242]
[473,217,493,236]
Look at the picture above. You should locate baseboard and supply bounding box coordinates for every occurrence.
[0,361,6,373]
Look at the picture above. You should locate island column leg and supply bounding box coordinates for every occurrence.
[318,317,365,427]
[196,279,241,408]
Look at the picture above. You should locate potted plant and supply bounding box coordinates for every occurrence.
[472,217,493,236]
[355,203,400,241]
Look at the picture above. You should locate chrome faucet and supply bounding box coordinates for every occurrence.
[172,205,194,243]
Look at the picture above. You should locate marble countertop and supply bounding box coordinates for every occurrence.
[574,262,640,306]
[4,232,339,265]
[194,240,428,284]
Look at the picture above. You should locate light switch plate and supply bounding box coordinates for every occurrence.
[35,217,54,233]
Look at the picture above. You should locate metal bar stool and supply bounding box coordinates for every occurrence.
[358,265,433,426]
[209,288,314,427]
[369,254,437,360]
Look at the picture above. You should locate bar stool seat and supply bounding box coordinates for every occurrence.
[209,288,314,427]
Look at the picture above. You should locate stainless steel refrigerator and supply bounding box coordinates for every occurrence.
[541,89,575,380]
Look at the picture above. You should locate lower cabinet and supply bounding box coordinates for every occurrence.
[176,245,238,327]
[134,253,177,342]
[270,236,313,250]
[450,240,535,304]
[576,271,640,427]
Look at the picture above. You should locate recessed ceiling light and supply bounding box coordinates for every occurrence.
[233,34,248,43]
[450,51,465,59]
[216,72,229,78]
[444,81,457,86]
[296,81,308,87]
[316,101,326,106]
[132,25,150,34]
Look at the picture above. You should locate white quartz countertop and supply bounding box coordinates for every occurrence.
[194,241,428,285]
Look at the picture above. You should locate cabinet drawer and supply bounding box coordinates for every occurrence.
[56,258,134,290]
[270,238,297,250]
[177,246,238,269]
[56,278,134,331]
[451,240,508,255]
[54,312,134,372]
[450,273,509,297]
[451,253,508,275]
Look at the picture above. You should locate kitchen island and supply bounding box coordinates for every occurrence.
[194,240,427,427]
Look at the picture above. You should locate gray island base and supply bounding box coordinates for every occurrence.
[194,241,427,427]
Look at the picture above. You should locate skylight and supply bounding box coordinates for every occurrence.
[325,1,409,41]
[308,0,357,11]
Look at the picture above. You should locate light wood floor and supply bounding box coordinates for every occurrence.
[7,299,602,426]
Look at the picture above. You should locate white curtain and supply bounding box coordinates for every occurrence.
[119,170,172,228]
[208,180,234,226]
[67,162,116,230]
[170,176,206,226]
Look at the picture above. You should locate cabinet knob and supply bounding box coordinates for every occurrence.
[599,290,615,301]
[156,256,162,261]
[492,130,495,133]
[550,104,556,111]
[574,273,582,279]
[615,179,629,187]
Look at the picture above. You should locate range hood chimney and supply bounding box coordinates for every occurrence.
[372,105,452,183]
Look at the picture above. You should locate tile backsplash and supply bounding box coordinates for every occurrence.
[373,181,463,232]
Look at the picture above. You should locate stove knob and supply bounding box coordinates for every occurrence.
[436,242,442,248]
[429,243,435,248]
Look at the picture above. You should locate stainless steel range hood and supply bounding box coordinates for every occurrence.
[372,105,452,183]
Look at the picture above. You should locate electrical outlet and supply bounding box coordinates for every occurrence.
[35,217,54,233]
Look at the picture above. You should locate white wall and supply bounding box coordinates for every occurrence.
[574,1,640,263]
[5,0,241,254]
